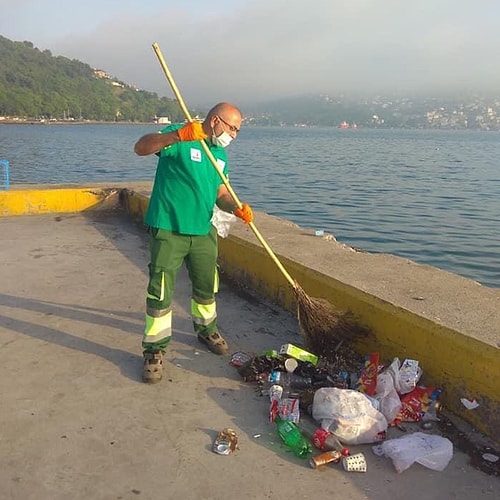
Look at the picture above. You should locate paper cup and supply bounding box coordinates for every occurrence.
[284,358,298,373]
[342,453,367,472]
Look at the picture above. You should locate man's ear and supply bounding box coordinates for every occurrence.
[211,115,221,127]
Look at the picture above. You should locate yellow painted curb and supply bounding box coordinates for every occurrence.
[0,187,119,216]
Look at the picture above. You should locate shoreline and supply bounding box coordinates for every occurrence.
[0,119,154,126]
[2,119,500,131]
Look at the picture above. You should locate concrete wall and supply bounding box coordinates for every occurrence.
[1,185,498,441]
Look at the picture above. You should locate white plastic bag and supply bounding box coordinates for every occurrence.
[374,371,402,424]
[211,205,236,238]
[312,387,388,445]
[372,432,453,473]
[386,357,423,395]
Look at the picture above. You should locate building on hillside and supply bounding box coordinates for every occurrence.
[155,116,171,124]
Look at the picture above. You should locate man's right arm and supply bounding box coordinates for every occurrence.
[134,131,179,156]
[134,122,209,156]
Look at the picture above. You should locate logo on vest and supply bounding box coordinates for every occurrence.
[190,148,202,162]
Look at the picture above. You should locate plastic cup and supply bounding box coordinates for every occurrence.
[284,358,298,373]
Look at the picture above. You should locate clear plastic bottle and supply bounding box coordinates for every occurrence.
[268,370,312,391]
[275,417,312,458]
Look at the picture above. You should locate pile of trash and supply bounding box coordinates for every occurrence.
[227,343,453,473]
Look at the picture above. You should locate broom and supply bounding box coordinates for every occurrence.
[151,42,369,350]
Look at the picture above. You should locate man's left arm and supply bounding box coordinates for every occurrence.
[216,185,237,213]
[216,185,253,224]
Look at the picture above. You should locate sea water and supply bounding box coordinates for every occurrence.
[1,124,498,287]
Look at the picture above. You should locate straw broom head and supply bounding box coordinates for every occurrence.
[293,282,371,355]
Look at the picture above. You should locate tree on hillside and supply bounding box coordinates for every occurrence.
[0,35,188,121]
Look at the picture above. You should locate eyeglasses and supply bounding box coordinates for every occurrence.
[217,115,240,134]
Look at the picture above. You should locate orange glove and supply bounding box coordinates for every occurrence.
[177,122,208,142]
[234,203,253,224]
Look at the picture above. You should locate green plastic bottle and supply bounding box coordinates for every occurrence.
[275,417,312,458]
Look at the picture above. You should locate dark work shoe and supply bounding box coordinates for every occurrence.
[197,331,229,355]
[142,350,163,383]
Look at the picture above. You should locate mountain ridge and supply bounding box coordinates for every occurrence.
[1,35,500,129]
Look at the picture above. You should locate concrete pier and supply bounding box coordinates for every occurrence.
[0,184,498,499]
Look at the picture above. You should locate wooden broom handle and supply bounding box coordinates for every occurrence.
[152,42,296,289]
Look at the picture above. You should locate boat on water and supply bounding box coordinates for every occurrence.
[338,121,358,129]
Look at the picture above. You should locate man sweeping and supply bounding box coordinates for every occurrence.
[134,102,253,383]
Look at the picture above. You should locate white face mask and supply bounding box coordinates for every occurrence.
[211,129,233,148]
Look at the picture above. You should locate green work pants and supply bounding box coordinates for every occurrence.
[142,226,219,353]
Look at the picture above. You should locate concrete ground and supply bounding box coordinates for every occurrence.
[0,210,497,500]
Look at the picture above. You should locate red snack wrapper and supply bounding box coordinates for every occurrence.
[357,352,379,396]
[392,385,435,425]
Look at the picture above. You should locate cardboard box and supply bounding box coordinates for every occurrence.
[279,344,318,366]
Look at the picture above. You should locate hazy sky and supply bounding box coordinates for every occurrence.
[1,0,499,106]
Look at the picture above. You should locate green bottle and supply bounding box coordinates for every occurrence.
[275,417,312,458]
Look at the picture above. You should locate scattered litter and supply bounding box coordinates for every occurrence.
[284,357,298,373]
[314,230,324,237]
[279,343,319,366]
[269,383,300,423]
[373,432,453,473]
[227,344,464,475]
[392,386,442,426]
[387,358,423,395]
[482,453,499,463]
[374,371,401,423]
[312,387,387,445]
[309,450,342,468]
[460,398,480,410]
[310,428,350,455]
[212,428,238,455]
[275,417,312,458]
[342,453,367,472]
[357,352,379,396]
[229,351,252,367]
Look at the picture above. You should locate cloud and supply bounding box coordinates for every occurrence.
[13,1,500,105]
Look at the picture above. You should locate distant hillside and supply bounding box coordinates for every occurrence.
[244,92,500,130]
[0,35,189,122]
[244,94,374,127]
[2,35,499,129]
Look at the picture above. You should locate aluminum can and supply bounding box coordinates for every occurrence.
[212,428,238,455]
[309,450,342,468]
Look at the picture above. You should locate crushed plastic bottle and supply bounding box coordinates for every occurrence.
[268,370,313,391]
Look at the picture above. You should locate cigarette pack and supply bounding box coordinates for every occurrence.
[279,343,318,366]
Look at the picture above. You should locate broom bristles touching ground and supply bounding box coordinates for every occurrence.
[293,282,371,356]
